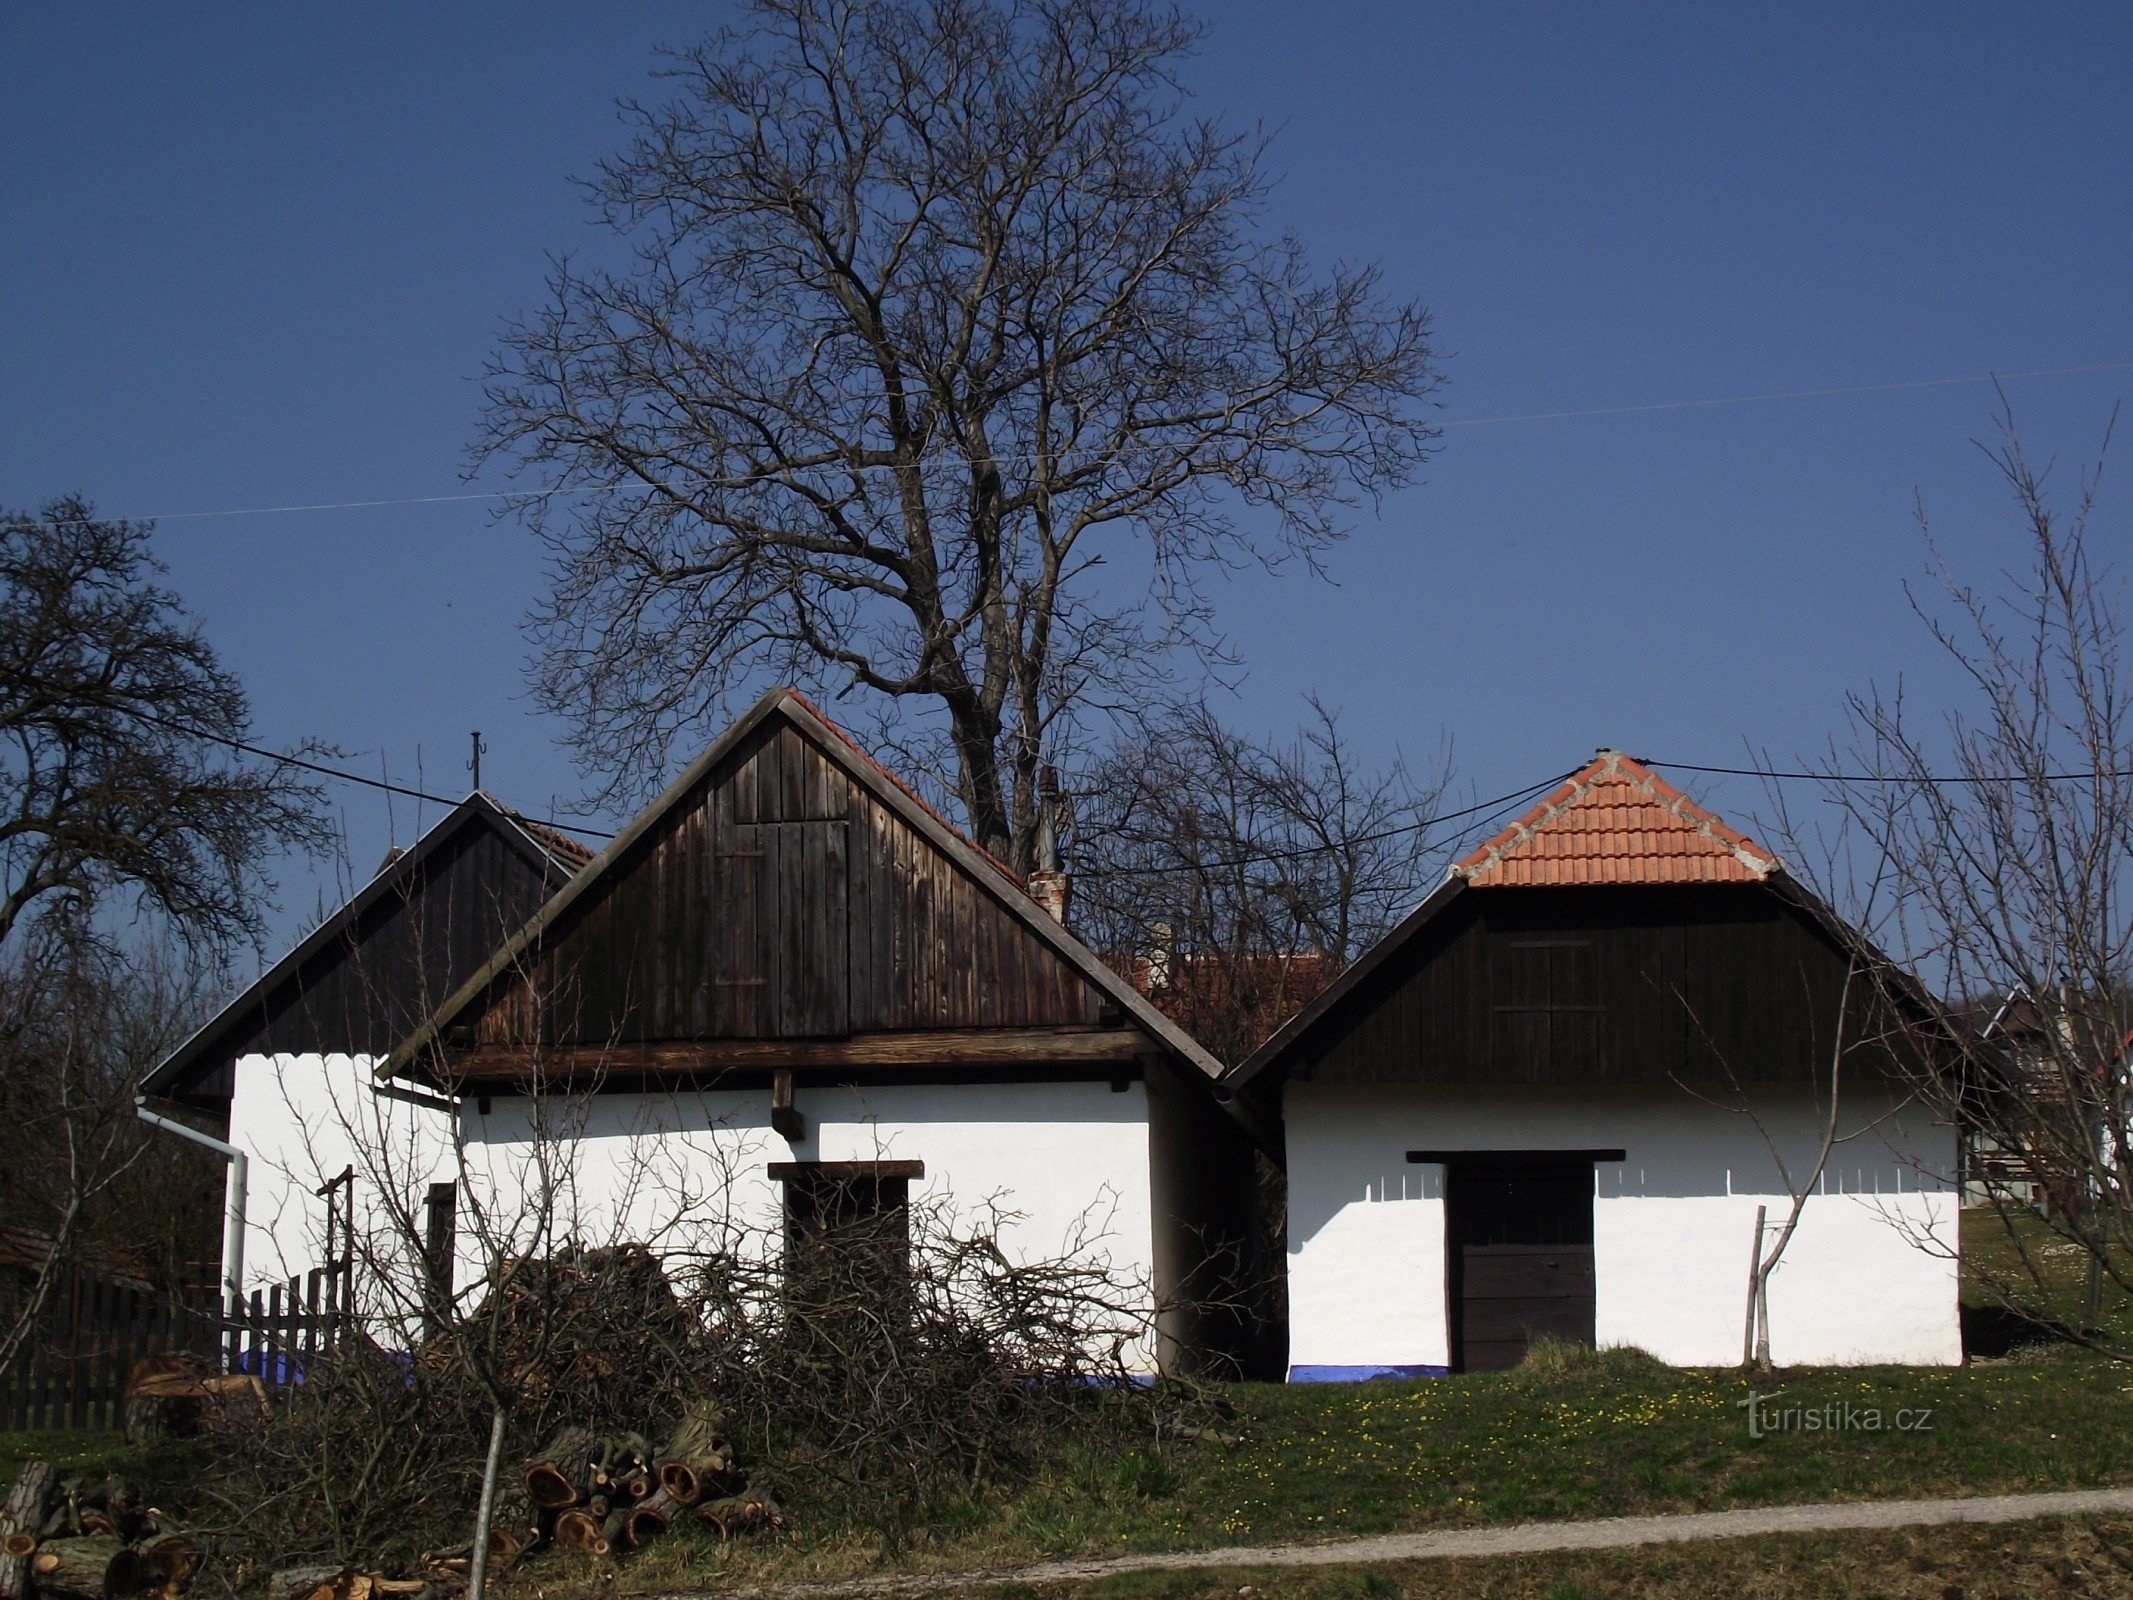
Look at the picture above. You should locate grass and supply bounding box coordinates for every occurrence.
[14,1204,2133,1595]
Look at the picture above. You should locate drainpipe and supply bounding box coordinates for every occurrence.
[135,1098,247,1322]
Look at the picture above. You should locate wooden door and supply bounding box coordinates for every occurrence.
[1447,1161,1596,1372]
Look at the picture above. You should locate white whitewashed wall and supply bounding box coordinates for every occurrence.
[1285,1081,1960,1375]
[455,1079,1164,1368]
[226,1052,458,1300]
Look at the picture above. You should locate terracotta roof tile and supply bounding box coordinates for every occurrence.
[1454,751,1779,887]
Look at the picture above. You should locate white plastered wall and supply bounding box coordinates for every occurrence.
[226,1052,458,1302]
[454,1078,1164,1369]
[1285,1081,1961,1373]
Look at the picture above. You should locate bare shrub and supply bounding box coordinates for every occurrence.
[191,1176,1210,1578]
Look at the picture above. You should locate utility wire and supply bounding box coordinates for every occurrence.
[102,697,620,841]
[107,360,2133,525]
[1645,758,2133,784]
[1078,768,1582,878]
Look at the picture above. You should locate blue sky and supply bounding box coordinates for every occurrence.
[4,3,2129,963]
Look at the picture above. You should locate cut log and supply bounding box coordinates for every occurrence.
[0,1460,57,1600]
[694,1491,783,1540]
[656,1401,737,1506]
[522,1426,597,1510]
[596,1504,630,1555]
[549,1510,600,1553]
[660,1401,728,1465]
[623,1489,683,1548]
[27,1536,146,1600]
[137,1532,200,1593]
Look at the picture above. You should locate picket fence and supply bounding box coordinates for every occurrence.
[1,1260,351,1432]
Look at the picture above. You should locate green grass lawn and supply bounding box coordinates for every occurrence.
[10,1204,2133,1594]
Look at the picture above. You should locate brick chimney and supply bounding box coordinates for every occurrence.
[1028,764,1072,923]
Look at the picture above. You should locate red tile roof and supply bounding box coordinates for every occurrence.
[1454,751,1779,887]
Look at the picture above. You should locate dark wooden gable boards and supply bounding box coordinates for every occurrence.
[448,707,1110,1067]
[1233,878,1926,1092]
[141,797,582,1111]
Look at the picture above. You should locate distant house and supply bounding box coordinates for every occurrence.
[1229,751,1961,1377]
[140,793,590,1297]
[378,689,1266,1375]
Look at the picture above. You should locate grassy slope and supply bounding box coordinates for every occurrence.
[592,1204,2133,1589]
[10,1205,2131,1592]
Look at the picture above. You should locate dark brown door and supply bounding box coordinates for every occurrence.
[1447,1161,1596,1372]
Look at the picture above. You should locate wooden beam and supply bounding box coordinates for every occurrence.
[450,1026,1156,1081]
[770,1068,805,1141]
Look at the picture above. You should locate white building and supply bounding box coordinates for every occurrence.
[1229,751,1962,1377]
[140,794,590,1305]
[378,689,1268,1375]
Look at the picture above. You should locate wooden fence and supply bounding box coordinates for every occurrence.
[2,1260,352,1432]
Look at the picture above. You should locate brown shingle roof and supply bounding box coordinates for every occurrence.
[1454,750,1779,887]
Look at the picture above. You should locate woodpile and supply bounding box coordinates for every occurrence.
[0,1466,195,1600]
[2,1400,779,1600]
[517,1401,780,1560]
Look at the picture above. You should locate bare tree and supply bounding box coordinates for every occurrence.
[1072,696,1452,1065]
[0,496,331,957]
[480,0,1441,869]
[1829,401,2133,1353]
[0,936,220,1374]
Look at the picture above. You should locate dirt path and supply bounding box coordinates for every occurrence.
[679,1485,2133,1597]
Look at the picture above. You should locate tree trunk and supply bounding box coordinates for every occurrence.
[29,1537,146,1600]
[465,1404,508,1600]
[0,1461,55,1600]
[523,1426,598,1510]
[656,1404,734,1505]
[623,1489,684,1548]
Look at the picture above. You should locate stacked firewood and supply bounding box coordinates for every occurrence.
[514,1402,780,1562]
[0,1467,197,1600]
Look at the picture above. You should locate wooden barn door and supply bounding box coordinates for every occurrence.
[1446,1159,1596,1372]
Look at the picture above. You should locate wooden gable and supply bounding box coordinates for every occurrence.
[142,798,584,1110]
[440,705,1127,1080]
[1267,881,1904,1089]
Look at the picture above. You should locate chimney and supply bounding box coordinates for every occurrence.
[1029,764,1072,924]
[1029,869,1070,924]
[1147,920,1175,993]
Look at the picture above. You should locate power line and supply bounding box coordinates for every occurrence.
[1645,758,2133,785]
[105,359,2133,525]
[102,697,620,841]
[1077,768,1580,878]
[1440,359,2133,429]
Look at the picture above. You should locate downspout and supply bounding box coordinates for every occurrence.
[134,1099,247,1323]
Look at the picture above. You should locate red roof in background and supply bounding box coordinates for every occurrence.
[1454,751,1779,887]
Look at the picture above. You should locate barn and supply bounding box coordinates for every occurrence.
[378,688,1267,1375]
[1229,750,1961,1378]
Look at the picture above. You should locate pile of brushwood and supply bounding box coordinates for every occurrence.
[0,1466,199,1600]
[194,1209,1215,1586]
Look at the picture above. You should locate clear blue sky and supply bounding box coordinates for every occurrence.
[4,3,2129,963]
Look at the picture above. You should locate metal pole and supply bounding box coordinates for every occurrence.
[135,1100,248,1323]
